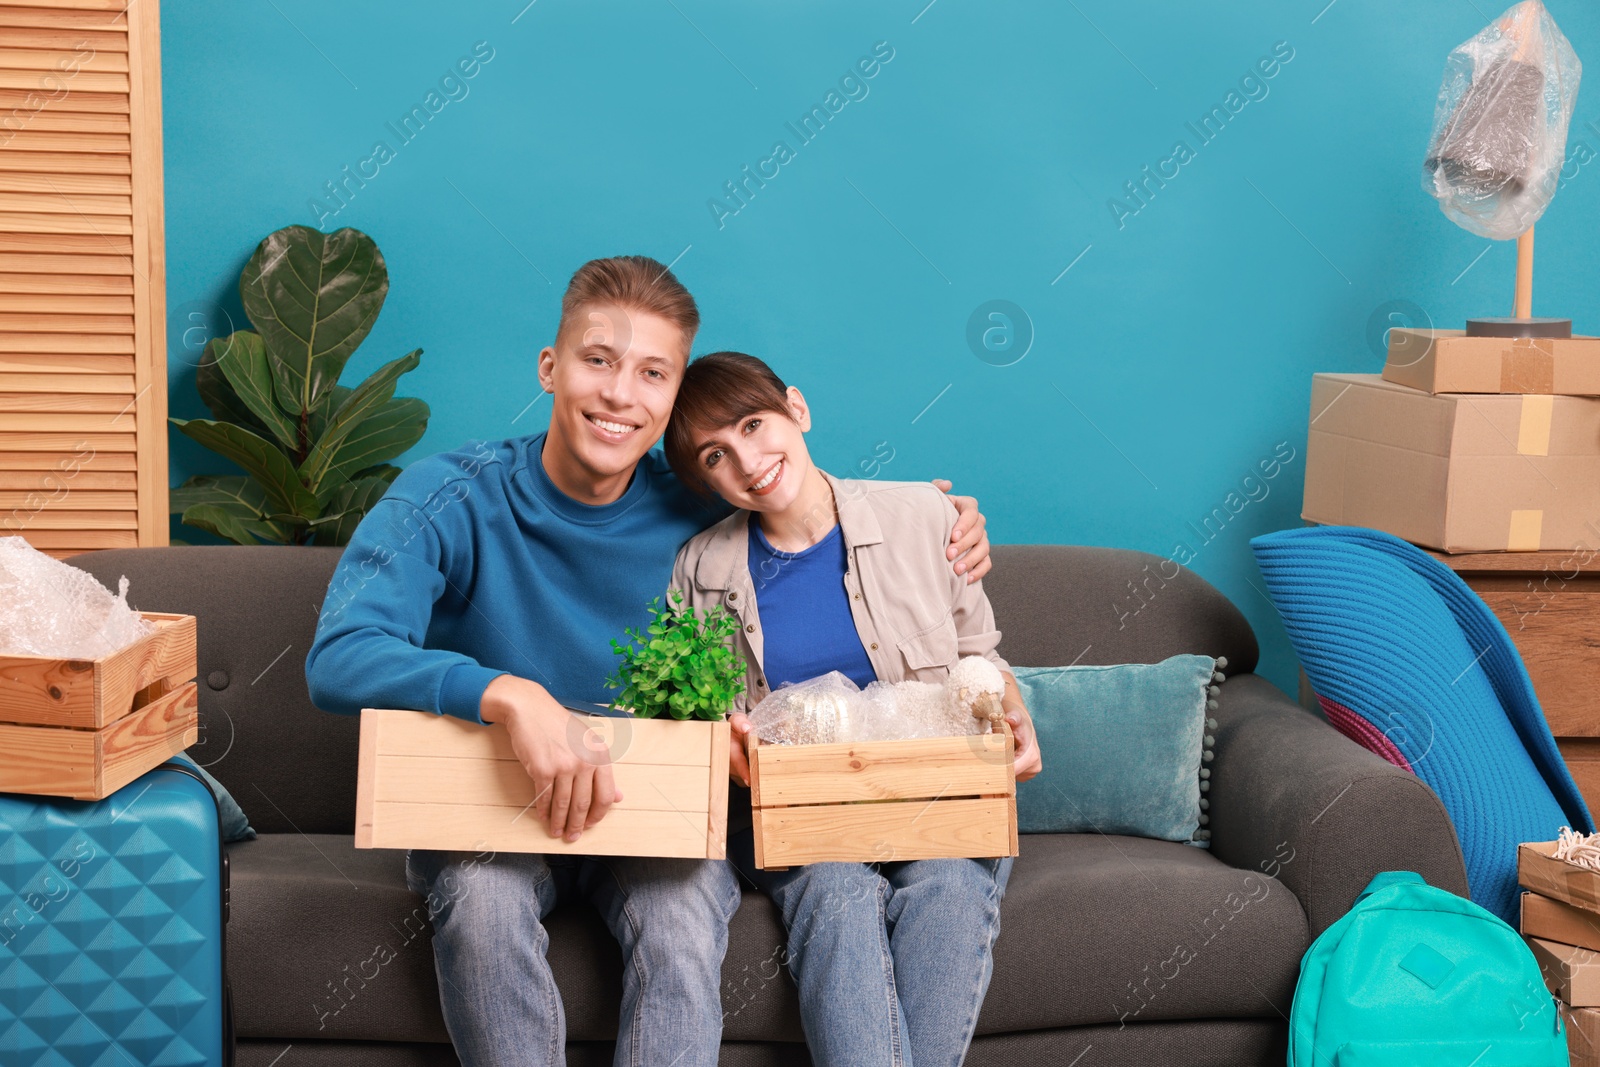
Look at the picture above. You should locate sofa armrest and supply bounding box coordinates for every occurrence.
[1208,673,1468,938]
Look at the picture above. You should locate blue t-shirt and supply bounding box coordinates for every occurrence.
[747,521,877,689]
[305,431,730,723]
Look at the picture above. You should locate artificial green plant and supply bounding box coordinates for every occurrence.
[607,590,747,721]
[169,224,428,546]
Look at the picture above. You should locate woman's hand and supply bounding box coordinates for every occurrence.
[727,711,755,788]
[1007,706,1042,782]
[931,479,991,583]
[999,672,1042,782]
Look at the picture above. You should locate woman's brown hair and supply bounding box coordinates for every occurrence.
[665,351,793,493]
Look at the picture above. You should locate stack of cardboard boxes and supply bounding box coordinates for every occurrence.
[1520,842,1600,1064]
[1303,329,1600,552]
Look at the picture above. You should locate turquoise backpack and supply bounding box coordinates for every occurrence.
[1288,871,1566,1066]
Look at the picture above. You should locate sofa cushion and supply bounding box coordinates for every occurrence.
[979,832,1307,1032]
[230,829,1305,1044]
[227,834,804,1044]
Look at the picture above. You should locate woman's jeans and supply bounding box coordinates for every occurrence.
[731,828,1013,1067]
[405,847,742,1067]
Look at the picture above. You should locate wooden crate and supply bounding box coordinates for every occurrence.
[0,611,197,799]
[749,725,1018,869]
[356,708,731,859]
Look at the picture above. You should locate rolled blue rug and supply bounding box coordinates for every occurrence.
[1249,524,1592,923]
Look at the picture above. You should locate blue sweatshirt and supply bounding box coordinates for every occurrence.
[304,432,728,724]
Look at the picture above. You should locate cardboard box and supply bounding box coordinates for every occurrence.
[1521,841,1600,913]
[1385,328,1600,396]
[355,708,731,859]
[0,612,198,799]
[1567,1004,1600,1067]
[1524,891,1600,952]
[1302,373,1600,552]
[1528,935,1600,1006]
[748,727,1018,869]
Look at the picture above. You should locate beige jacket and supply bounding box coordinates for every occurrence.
[668,471,1010,715]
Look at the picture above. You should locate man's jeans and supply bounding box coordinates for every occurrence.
[731,828,1013,1067]
[405,847,742,1067]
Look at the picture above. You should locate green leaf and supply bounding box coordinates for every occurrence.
[240,225,388,416]
[204,330,300,449]
[310,396,428,488]
[308,385,353,442]
[171,417,320,520]
[308,475,393,546]
[298,349,422,495]
[180,502,274,546]
[169,473,267,515]
[194,343,278,444]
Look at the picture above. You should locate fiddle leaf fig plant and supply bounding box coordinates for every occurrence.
[169,225,429,546]
[607,590,747,721]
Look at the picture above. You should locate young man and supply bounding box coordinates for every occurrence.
[304,255,992,1067]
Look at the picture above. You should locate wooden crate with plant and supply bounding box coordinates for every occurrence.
[354,591,740,859]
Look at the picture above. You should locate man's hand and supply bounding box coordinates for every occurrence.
[931,479,991,583]
[728,711,754,788]
[479,675,622,842]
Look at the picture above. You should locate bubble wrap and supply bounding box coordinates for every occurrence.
[749,670,986,745]
[0,536,155,657]
[1422,1,1581,241]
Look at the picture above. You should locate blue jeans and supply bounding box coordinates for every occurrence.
[405,848,742,1067]
[731,828,1013,1067]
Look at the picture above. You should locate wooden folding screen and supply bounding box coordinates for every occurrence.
[0,0,167,558]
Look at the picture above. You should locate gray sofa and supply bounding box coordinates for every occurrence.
[68,543,1469,1066]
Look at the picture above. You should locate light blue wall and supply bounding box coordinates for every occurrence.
[160,1,1600,700]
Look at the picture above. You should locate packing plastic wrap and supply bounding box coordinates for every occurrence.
[0,536,154,657]
[1422,0,1581,241]
[747,667,992,745]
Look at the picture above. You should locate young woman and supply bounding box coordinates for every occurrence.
[664,351,1042,1067]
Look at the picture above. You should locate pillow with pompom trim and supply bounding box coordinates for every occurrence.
[1013,653,1223,846]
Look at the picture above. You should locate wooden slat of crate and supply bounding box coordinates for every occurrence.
[751,732,1012,806]
[754,797,1015,867]
[367,801,717,858]
[379,753,711,812]
[371,706,713,765]
[0,610,195,728]
[357,709,729,859]
[0,678,197,799]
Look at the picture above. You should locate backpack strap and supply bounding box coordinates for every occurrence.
[1354,870,1426,906]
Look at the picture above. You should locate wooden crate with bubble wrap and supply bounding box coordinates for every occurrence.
[748,725,1018,869]
[0,612,198,799]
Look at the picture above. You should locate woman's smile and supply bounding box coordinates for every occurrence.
[748,459,784,496]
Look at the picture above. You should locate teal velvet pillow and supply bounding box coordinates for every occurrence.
[1014,654,1225,845]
